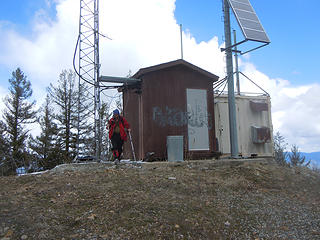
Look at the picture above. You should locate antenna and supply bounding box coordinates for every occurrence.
[75,0,138,161]
[233,30,240,95]
[76,0,102,160]
[180,24,183,59]
[221,0,270,158]
[223,0,239,158]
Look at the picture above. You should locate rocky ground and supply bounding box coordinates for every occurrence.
[0,159,319,240]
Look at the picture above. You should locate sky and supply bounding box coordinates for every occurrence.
[0,0,319,153]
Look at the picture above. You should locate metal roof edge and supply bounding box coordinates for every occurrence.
[132,59,219,81]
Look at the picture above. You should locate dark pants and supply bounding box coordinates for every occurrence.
[111,133,124,159]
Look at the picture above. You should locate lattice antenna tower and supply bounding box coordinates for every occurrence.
[76,0,101,159]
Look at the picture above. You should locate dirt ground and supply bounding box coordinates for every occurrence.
[0,159,319,240]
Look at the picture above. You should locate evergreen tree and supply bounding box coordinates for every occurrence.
[48,70,77,162]
[3,68,36,174]
[0,120,10,175]
[273,131,288,166]
[29,95,63,170]
[48,69,92,162]
[289,144,310,167]
[115,94,123,114]
[75,79,94,156]
[100,101,112,159]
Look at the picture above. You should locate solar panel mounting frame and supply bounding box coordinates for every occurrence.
[222,0,270,55]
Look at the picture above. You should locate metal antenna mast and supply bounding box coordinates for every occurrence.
[78,0,101,160]
[221,0,270,158]
[223,0,239,158]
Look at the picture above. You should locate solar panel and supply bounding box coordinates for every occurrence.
[227,0,270,43]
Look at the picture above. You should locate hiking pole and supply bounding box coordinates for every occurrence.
[128,131,137,161]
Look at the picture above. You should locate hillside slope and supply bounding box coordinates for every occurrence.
[0,160,319,239]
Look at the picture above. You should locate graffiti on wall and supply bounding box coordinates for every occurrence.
[152,106,212,129]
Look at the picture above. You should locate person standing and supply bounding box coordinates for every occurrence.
[107,109,131,162]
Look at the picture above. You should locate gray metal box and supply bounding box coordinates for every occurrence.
[251,126,271,144]
[167,136,184,162]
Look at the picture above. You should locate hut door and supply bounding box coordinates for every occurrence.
[186,89,209,151]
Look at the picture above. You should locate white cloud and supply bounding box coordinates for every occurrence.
[0,0,319,153]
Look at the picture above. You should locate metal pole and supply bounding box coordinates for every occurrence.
[77,1,82,159]
[224,0,239,158]
[128,131,136,161]
[180,24,183,59]
[97,0,102,160]
[94,0,101,160]
[233,30,240,95]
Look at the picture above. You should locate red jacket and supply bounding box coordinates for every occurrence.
[108,116,130,141]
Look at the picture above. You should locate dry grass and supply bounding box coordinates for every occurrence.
[0,160,319,239]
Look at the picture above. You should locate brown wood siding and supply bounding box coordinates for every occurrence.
[122,61,218,160]
[122,88,141,159]
[141,65,216,159]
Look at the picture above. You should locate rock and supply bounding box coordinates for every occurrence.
[0,226,7,235]
[2,227,9,234]
[87,214,97,220]
[21,235,28,240]
[225,221,230,227]
[4,229,13,238]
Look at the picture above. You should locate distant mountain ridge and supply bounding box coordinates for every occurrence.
[285,151,320,167]
[301,152,320,167]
